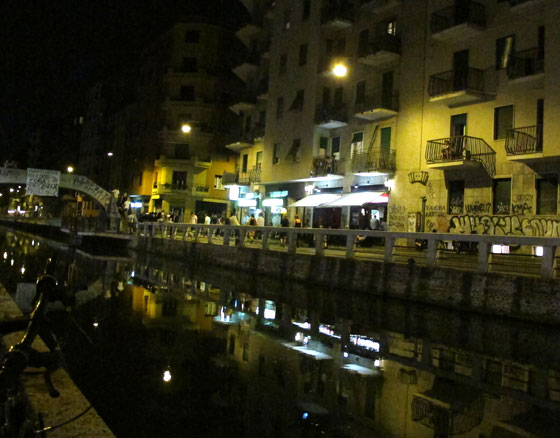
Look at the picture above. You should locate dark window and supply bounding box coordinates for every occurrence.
[538,26,545,61]
[299,43,308,65]
[358,29,369,57]
[336,38,346,56]
[290,90,305,111]
[273,143,280,164]
[175,144,190,159]
[493,179,511,215]
[256,151,263,168]
[494,105,514,140]
[276,97,284,119]
[303,0,311,20]
[496,35,514,70]
[172,171,187,188]
[242,154,249,173]
[181,57,197,72]
[448,180,464,214]
[355,80,366,104]
[536,176,557,215]
[322,87,330,106]
[334,86,343,105]
[288,138,301,162]
[185,30,200,43]
[279,53,287,75]
[331,137,340,155]
[319,137,328,151]
[259,110,266,125]
[180,86,195,101]
[245,115,252,133]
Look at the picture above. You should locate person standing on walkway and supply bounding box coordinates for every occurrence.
[256,212,265,240]
[229,210,240,245]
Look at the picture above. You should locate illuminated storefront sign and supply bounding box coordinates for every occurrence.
[262,198,284,207]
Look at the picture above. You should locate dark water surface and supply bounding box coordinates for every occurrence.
[1,227,560,438]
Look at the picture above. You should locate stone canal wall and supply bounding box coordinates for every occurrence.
[135,236,560,325]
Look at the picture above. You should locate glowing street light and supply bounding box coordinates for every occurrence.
[163,369,172,382]
[332,63,348,78]
[67,166,74,173]
[181,124,192,134]
[107,152,114,157]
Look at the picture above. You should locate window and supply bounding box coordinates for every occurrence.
[351,132,364,156]
[358,29,369,57]
[496,35,514,70]
[355,80,366,104]
[214,175,224,190]
[386,19,397,36]
[331,137,340,157]
[279,53,287,75]
[493,178,511,215]
[536,176,557,215]
[259,110,266,125]
[255,151,263,168]
[319,137,328,155]
[287,138,302,162]
[245,115,252,134]
[299,43,308,66]
[322,87,330,106]
[494,105,514,140]
[172,171,187,189]
[283,10,291,31]
[181,57,197,73]
[289,90,305,111]
[180,86,195,101]
[175,144,190,159]
[448,180,464,214]
[303,0,311,20]
[185,30,200,43]
[334,86,343,105]
[242,154,249,173]
[276,97,284,119]
[273,143,280,164]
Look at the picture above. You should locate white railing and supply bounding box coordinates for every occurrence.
[136,223,560,280]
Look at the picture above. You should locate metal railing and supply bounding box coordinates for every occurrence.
[135,223,560,280]
[312,156,342,176]
[238,166,262,185]
[428,68,484,97]
[358,33,401,58]
[425,136,496,176]
[505,125,543,155]
[315,104,347,125]
[507,48,544,80]
[349,149,396,173]
[354,92,399,114]
[431,1,486,34]
[153,183,188,191]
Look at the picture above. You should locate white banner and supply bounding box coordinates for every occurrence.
[26,168,60,196]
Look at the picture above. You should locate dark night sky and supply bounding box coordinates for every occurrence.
[0,0,248,165]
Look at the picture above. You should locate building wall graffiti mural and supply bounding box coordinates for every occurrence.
[465,202,491,214]
[449,214,560,237]
[388,204,407,231]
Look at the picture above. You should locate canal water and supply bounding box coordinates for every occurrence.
[1,226,560,438]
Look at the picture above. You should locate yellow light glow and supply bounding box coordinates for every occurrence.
[67,166,74,173]
[163,370,172,382]
[181,124,192,134]
[332,63,348,77]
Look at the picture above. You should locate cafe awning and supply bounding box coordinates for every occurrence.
[288,193,340,208]
[324,191,388,207]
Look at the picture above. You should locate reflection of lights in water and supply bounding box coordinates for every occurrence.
[374,359,381,367]
[3,252,7,259]
[10,259,14,266]
[343,352,349,358]
[163,370,172,382]
[302,412,309,420]
[303,336,310,346]
[20,266,25,275]
[31,240,35,246]
[130,270,135,277]
[234,300,238,307]
[295,332,303,342]
[255,306,259,315]
[93,322,99,328]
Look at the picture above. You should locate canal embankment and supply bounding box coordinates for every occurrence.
[0,282,115,437]
[134,235,560,326]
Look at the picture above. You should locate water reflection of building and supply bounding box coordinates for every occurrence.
[127,260,560,437]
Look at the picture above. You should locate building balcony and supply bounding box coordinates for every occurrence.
[431,1,486,43]
[354,92,399,121]
[428,67,486,107]
[315,104,347,129]
[357,34,401,68]
[152,183,188,196]
[320,3,354,30]
[192,185,210,196]
[229,92,257,113]
[507,48,544,83]
[232,52,261,82]
[505,125,543,162]
[226,125,265,153]
[359,0,401,13]
[425,136,496,177]
[505,0,548,13]
[350,150,396,174]
[312,156,343,177]
[238,166,262,185]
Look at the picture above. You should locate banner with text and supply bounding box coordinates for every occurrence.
[26,168,60,197]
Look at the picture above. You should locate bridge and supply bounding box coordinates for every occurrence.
[0,167,112,208]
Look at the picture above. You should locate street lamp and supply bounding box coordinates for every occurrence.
[181,123,192,134]
[67,166,74,173]
[332,63,348,78]
[107,152,114,157]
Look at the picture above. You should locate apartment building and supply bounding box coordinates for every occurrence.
[228,0,559,238]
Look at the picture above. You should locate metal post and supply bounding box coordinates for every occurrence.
[541,245,557,280]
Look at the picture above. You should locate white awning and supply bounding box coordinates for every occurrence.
[288,193,340,208]
[324,191,388,207]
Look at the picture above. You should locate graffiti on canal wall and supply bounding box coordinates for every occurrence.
[449,214,560,237]
[511,194,533,215]
[389,204,407,231]
[465,202,491,214]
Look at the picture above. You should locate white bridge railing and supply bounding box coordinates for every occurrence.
[137,223,560,280]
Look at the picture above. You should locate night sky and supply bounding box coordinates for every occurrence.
[0,0,248,167]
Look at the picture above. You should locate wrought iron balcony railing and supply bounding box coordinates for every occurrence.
[507,48,544,80]
[349,150,396,173]
[358,33,401,58]
[425,135,496,176]
[431,1,486,34]
[505,125,543,155]
[312,156,343,177]
[428,68,484,97]
[153,183,188,192]
[354,92,399,113]
[238,166,262,185]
